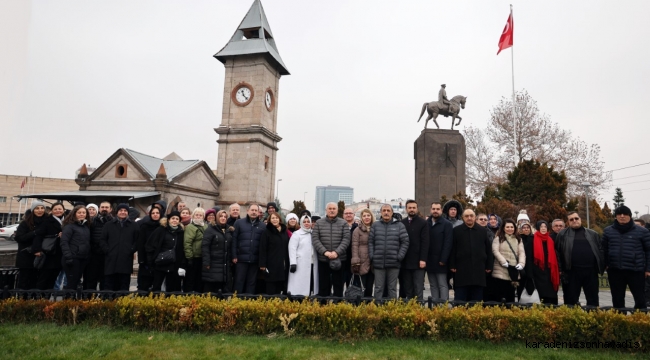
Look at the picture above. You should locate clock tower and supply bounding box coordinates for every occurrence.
[214,0,289,207]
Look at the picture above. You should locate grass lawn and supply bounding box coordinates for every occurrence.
[0,323,642,359]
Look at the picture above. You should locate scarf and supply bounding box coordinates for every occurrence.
[181,214,191,226]
[192,218,205,227]
[533,231,559,291]
[613,219,635,234]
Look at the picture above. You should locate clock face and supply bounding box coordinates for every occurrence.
[265,89,274,111]
[231,83,254,106]
[235,87,251,104]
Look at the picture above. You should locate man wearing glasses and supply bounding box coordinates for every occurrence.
[602,206,650,309]
[550,219,566,241]
[556,211,604,306]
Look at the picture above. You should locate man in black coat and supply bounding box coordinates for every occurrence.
[227,203,241,227]
[556,211,604,306]
[426,202,453,300]
[100,203,139,291]
[602,206,650,309]
[399,200,429,300]
[84,201,113,290]
[232,204,265,294]
[449,209,494,301]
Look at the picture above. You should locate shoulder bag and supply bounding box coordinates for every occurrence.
[155,234,177,266]
[504,238,526,279]
[344,273,365,298]
[41,235,58,254]
[519,279,541,304]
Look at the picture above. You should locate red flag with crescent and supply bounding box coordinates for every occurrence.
[497,13,513,55]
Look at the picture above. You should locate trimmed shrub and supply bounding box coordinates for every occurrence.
[0,295,648,351]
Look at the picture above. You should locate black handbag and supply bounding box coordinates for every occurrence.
[33,253,47,270]
[42,235,58,254]
[504,238,526,278]
[155,234,178,266]
[344,274,364,298]
[155,249,176,266]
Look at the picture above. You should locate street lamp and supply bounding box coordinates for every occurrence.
[646,205,649,215]
[635,211,639,219]
[582,182,591,229]
[303,191,307,204]
[276,179,282,200]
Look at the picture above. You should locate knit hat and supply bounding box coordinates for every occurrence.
[517,210,530,223]
[267,202,277,211]
[614,205,632,217]
[86,203,98,212]
[167,210,181,220]
[205,208,217,219]
[116,203,129,212]
[286,213,299,223]
[30,201,45,212]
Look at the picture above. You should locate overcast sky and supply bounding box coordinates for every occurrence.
[2,0,649,215]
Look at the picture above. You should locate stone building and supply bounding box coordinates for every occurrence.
[0,175,78,225]
[7,0,288,218]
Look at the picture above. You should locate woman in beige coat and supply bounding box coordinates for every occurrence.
[350,209,375,297]
[492,218,526,302]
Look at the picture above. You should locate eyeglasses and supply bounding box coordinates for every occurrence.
[478,218,488,221]
[568,217,580,221]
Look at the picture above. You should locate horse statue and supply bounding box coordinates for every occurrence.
[417,95,467,130]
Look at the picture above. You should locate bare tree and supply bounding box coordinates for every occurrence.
[464,89,609,199]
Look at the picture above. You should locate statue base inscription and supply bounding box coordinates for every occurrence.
[414,129,467,217]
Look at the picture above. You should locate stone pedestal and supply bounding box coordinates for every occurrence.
[414,129,466,217]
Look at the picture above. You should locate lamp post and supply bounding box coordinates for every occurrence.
[635,211,639,219]
[582,182,591,229]
[8,197,14,225]
[646,205,649,215]
[276,179,282,200]
[303,191,307,204]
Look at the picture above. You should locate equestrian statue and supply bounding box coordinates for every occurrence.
[417,84,467,130]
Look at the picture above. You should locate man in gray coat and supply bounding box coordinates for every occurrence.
[369,204,410,300]
[312,202,351,297]
[438,84,450,115]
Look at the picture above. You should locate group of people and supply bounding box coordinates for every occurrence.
[11,197,650,309]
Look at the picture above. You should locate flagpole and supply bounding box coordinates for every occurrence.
[510,4,517,168]
[17,179,25,217]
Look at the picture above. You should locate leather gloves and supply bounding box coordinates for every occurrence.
[290,264,297,273]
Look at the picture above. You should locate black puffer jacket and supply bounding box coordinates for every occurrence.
[369,219,410,269]
[202,223,233,283]
[442,200,464,227]
[14,215,45,268]
[33,215,64,270]
[90,214,113,255]
[100,218,138,275]
[60,221,91,261]
[231,215,265,263]
[137,218,160,265]
[603,221,650,272]
[312,216,351,262]
[146,225,186,273]
[259,222,290,282]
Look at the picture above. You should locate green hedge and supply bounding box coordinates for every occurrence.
[0,295,648,351]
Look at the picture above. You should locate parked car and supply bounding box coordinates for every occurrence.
[0,224,19,241]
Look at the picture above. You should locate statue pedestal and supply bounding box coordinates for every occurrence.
[414,129,466,216]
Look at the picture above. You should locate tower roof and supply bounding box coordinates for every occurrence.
[214,0,290,75]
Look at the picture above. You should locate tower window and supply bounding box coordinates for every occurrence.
[264,156,269,171]
[242,27,260,39]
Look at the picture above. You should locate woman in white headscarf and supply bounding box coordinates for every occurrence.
[286,215,318,296]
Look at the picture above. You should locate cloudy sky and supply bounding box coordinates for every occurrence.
[2,0,649,215]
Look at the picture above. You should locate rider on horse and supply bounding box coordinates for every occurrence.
[438,84,451,117]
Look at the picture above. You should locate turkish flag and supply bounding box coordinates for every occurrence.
[20,178,25,189]
[497,13,513,55]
